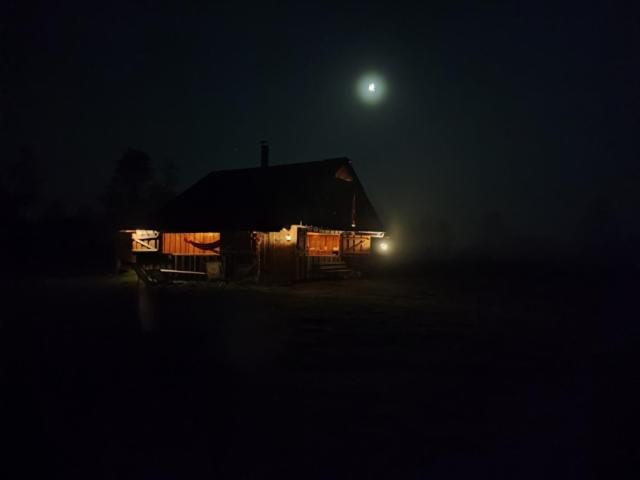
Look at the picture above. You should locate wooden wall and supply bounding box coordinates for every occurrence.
[125,227,381,282]
[258,227,299,282]
[161,232,220,255]
[130,230,159,252]
[306,232,340,256]
[221,231,256,280]
[342,235,371,255]
[220,231,254,254]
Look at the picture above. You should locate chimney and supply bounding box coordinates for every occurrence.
[260,140,269,168]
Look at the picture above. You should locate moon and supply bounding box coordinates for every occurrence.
[356,73,385,104]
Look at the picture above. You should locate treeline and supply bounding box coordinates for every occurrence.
[1,147,176,276]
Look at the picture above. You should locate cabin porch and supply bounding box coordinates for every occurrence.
[120,226,385,283]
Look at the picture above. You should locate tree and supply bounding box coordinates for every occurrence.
[147,157,178,208]
[103,149,177,228]
[103,148,155,227]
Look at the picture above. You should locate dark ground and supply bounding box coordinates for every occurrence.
[2,262,639,479]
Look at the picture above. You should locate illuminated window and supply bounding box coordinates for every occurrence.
[306,233,340,256]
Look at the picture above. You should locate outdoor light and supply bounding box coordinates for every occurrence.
[285,233,292,242]
[374,238,392,254]
[368,83,376,92]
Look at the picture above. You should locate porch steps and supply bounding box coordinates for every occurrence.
[311,261,355,279]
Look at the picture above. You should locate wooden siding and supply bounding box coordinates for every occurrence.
[306,232,340,256]
[222,231,257,280]
[342,235,371,255]
[220,231,254,254]
[131,230,159,252]
[258,227,298,282]
[161,232,220,255]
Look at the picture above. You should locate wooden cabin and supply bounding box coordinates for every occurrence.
[119,150,387,282]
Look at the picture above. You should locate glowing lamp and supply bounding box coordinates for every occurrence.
[285,233,292,242]
[379,242,389,252]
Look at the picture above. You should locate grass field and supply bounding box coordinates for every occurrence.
[2,263,638,478]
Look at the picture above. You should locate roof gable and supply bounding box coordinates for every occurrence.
[155,157,383,232]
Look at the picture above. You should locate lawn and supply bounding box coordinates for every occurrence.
[2,264,637,478]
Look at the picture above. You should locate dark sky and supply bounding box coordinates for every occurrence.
[2,0,638,250]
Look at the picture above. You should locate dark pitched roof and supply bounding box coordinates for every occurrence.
[154,157,384,232]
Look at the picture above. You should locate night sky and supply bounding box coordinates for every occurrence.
[3,1,639,252]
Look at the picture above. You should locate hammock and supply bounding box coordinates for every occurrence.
[184,238,221,251]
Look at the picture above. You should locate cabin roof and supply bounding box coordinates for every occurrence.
[154,157,384,232]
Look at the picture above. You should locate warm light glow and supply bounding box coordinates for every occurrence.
[379,242,389,251]
[285,233,292,241]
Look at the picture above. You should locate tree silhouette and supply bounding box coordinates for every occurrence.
[103,149,176,228]
[103,148,155,227]
[159,157,178,194]
[148,157,178,208]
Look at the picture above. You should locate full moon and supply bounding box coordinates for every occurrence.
[357,73,386,104]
